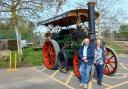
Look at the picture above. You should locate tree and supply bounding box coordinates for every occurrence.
[0,22,16,39]
[74,0,120,38]
[0,21,35,40]
[17,19,35,41]
[55,0,67,15]
[0,0,66,62]
[119,24,128,40]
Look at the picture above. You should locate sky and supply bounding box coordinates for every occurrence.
[36,0,128,32]
[44,0,128,18]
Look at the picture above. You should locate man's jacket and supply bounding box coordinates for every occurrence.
[78,44,95,65]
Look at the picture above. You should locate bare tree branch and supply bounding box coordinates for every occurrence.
[15,0,22,7]
[20,0,40,4]
[0,2,12,8]
[0,10,11,12]
[0,17,10,21]
[16,7,32,11]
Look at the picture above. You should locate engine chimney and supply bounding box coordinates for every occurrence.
[87,1,96,43]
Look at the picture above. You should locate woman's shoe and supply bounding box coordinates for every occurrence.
[83,84,87,89]
[79,83,84,87]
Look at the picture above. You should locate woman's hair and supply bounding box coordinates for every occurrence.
[96,38,101,41]
[95,38,102,45]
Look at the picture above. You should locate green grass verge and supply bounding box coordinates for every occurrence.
[0,61,9,68]
[106,41,124,54]
[0,47,43,68]
[22,47,43,66]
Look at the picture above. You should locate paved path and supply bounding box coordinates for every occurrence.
[0,54,128,89]
[0,67,68,89]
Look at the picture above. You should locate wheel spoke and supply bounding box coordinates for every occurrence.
[50,51,55,55]
[110,61,116,63]
[106,64,110,72]
[50,54,55,60]
[50,49,55,54]
[50,46,53,50]
[75,58,79,62]
[108,55,114,60]
[48,46,51,51]
[109,63,114,69]
[48,58,53,64]
[44,55,48,58]
[75,62,79,65]
[44,45,48,49]
[104,64,107,70]
[51,60,55,65]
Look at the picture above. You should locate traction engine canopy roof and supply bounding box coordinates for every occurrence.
[37,9,99,27]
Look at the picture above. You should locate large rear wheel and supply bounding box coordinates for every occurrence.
[42,39,60,69]
[73,52,80,78]
[103,47,118,75]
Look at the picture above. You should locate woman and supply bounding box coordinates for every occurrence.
[94,39,106,86]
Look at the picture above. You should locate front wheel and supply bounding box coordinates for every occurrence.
[42,39,60,69]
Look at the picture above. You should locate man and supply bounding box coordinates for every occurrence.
[78,38,94,89]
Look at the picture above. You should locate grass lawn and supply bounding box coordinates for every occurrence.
[0,60,9,68]
[22,47,43,66]
[0,47,43,68]
[106,41,124,54]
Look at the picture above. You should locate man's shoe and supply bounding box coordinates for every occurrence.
[98,82,102,86]
[79,83,84,87]
[83,84,87,89]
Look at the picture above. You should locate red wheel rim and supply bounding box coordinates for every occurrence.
[103,47,117,75]
[42,40,56,69]
[73,52,80,78]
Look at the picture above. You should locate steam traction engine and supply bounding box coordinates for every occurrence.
[37,1,118,78]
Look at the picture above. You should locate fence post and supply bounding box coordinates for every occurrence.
[7,51,18,71]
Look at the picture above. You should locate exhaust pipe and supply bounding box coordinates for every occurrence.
[87,1,96,43]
